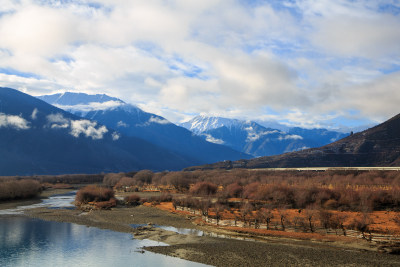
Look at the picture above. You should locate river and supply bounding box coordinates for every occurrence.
[0,192,209,267]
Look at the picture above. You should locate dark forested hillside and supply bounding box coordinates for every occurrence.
[0,87,195,175]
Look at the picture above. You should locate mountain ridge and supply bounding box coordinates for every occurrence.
[185,112,400,170]
[0,87,198,175]
[180,115,348,157]
[38,92,251,165]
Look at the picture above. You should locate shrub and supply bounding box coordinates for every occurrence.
[190,181,218,196]
[349,213,373,239]
[163,172,191,192]
[125,194,141,206]
[103,173,124,187]
[75,185,114,204]
[225,182,243,198]
[114,177,136,190]
[94,198,117,209]
[242,182,260,199]
[149,193,173,204]
[134,170,154,184]
[0,179,41,201]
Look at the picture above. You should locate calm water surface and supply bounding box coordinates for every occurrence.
[0,192,210,267]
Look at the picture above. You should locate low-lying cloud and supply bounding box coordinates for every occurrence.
[31,108,38,120]
[279,134,303,141]
[55,101,124,114]
[70,120,108,140]
[46,113,108,140]
[111,132,120,141]
[203,134,225,145]
[0,113,30,130]
[148,116,170,125]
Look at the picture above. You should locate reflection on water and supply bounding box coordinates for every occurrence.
[151,224,255,242]
[0,216,209,267]
[0,191,76,215]
[153,225,204,236]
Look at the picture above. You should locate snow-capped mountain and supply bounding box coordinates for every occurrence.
[180,115,349,157]
[38,92,122,105]
[181,115,290,133]
[38,93,250,165]
[180,116,247,134]
[0,87,198,175]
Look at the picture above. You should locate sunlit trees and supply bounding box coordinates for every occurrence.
[350,212,373,240]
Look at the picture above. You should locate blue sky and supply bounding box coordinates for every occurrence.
[0,0,399,130]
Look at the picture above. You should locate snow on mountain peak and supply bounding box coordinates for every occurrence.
[37,92,144,116]
[180,115,245,134]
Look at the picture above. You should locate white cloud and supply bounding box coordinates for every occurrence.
[55,100,124,113]
[70,120,108,140]
[203,134,225,145]
[46,113,108,139]
[111,132,120,141]
[31,108,38,120]
[46,113,70,129]
[117,121,128,127]
[148,116,170,125]
[279,134,303,141]
[0,113,30,130]
[0,1,399,128]
[245,127,280,142]
[310,14,400,58]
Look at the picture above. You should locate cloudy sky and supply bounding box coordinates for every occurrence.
[0,0,399,130]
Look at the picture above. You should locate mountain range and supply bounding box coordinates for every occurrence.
[37,92,250,167]
[0,87,208,175]
[180,115,348,157]
[3,87,392,175]
[39,93,348,159]
[185,112,400,170]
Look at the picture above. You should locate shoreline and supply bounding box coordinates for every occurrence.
[1,192,400,266]
[0,189,75,211]
[23,205,400,266]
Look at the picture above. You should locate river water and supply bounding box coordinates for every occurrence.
[0,193,209,267]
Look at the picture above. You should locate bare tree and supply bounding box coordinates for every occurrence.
[214,204,225,226]
[319,209,333,233]
[350,212,373,240]
[256,207,274,230]
[240,202,254,227]
[278,209,288,231]
[304,209,317,233]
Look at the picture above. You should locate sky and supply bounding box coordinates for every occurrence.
[0,0,399,130]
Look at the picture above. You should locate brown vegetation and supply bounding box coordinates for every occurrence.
[0,179,42,201]
[75,185,115,207]
[141,169,400,212]
[124,194,141,206]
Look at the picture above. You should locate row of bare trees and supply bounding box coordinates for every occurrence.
[172,195,379,239]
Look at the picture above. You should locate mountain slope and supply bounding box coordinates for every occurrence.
[180,115,348,157]
[0,87,195,175]
[187,113,400,169]
[38,93,250,164]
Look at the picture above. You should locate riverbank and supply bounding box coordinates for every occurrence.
[0,188,74,211]
[23,203,400,267]
[1,188,398,266]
